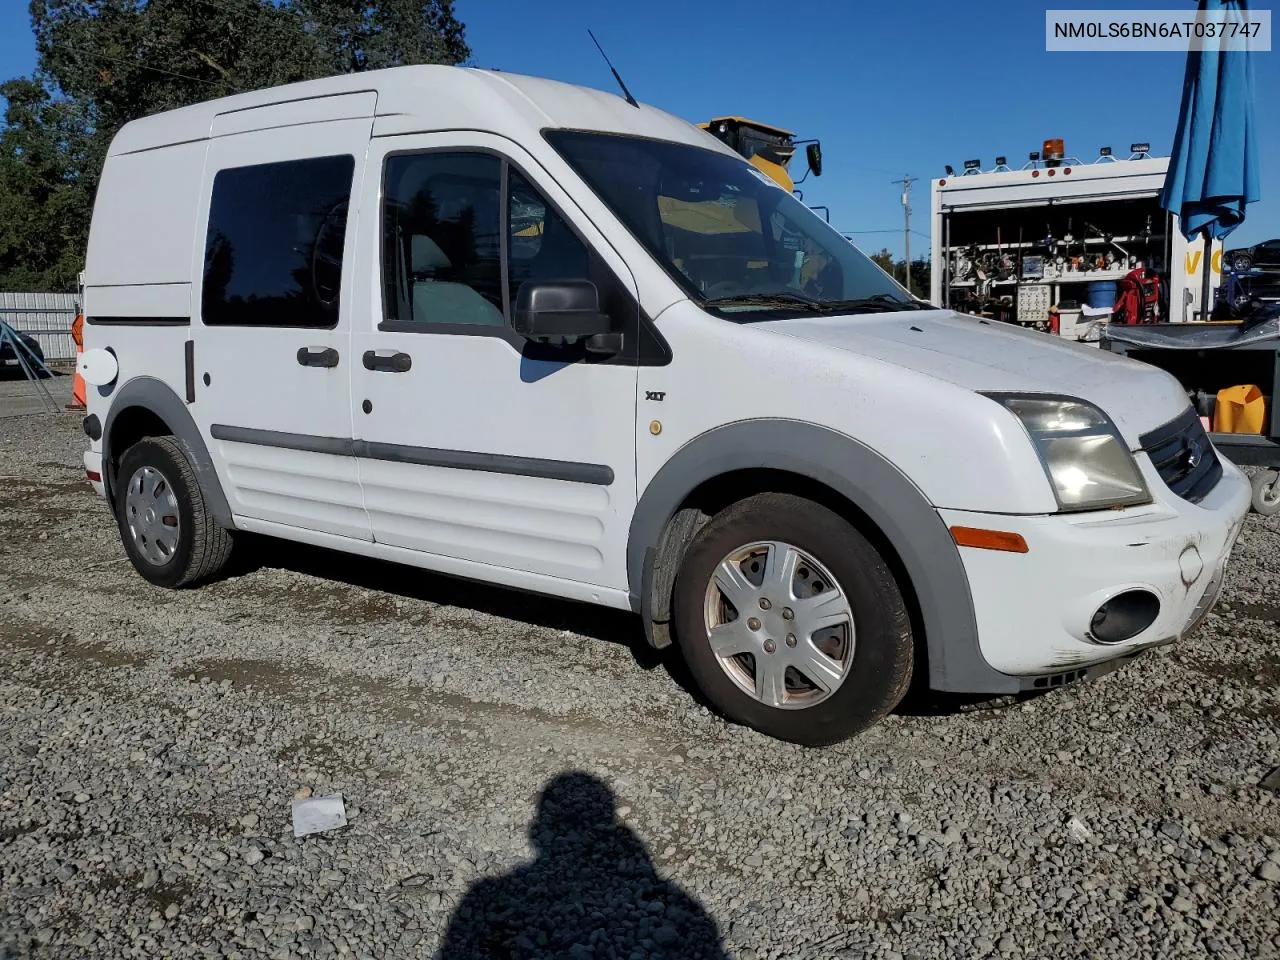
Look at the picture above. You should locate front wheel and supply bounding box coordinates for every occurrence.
[115,436,234,587]
[671,493,913,746]
[1233,254,1254,272]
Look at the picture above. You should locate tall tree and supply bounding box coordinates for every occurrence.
[297,0,470,73]
[869,248,896,274]
[0,0,471,292]
[0,77,93,291]
[867,247,931,297]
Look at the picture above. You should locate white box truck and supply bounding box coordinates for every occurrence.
[929,142,1223,337]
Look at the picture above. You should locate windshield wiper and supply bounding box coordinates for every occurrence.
[704,292,934,316]
[703,292,826,312]
[818,294,932,313]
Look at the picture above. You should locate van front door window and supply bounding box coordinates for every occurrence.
[381,152,506,328]
[506,169,591,306]
[380,153,611,337]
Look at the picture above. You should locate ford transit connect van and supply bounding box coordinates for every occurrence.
[79,66,1250,745]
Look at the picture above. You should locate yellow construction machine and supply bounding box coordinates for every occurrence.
[697,117,823,193]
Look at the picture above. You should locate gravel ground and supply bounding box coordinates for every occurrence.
[2,391,1280,959]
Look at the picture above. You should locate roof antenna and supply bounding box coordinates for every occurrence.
[588,29,639,108]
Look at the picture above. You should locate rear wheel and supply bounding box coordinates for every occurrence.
[115,436,234,587]
[671,493,913,746]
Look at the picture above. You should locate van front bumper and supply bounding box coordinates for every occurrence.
[937,461,1249,679]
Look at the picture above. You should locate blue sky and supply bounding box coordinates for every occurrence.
[2,0,1276,256]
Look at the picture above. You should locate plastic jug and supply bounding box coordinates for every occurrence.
[1212,384,1267,434]
[1086,280,1118,309]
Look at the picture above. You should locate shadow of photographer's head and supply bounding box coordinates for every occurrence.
[528,770,619,855]
[438,770,731,959]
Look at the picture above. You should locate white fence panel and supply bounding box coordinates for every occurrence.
[0,292,79,362]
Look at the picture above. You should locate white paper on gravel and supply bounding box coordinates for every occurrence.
[292,793,347,838]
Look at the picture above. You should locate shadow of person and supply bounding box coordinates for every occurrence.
[436,771,731,959]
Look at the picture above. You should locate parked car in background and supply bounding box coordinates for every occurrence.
[0,329,46,374]
[1229,238,1280,272]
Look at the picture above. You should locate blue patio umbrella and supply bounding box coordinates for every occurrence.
[1159,0,1261,319]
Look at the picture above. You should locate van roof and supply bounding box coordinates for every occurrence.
[108,64,730,158]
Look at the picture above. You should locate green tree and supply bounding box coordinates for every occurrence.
[0,77,92,291]
[0,0,470,292]
[867,247,931,298]
[869,247,895,275]
[907,256,931,299]
[297,0,470,73]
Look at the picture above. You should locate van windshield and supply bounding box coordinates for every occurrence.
[546,131,921,318]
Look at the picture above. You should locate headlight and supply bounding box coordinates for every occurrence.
[988,394,1151,512]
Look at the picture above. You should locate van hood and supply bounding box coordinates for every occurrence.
[755,309,1190,445]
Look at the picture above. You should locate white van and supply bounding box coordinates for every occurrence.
[79,66,1249,745]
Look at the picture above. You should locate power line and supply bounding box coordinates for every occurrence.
[81,51,221,87]
[838,228,931,238]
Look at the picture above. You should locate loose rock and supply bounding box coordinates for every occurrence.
[0,404,1277,960]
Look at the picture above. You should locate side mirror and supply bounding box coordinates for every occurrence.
[513,280,615,347]
[806,142,823,178]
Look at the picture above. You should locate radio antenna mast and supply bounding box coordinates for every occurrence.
[588,29,639,108]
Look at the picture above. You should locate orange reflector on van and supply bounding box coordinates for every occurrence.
[950,526,1029,553]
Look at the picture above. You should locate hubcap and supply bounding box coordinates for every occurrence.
[702,540,855,710]
[124,465,181,566]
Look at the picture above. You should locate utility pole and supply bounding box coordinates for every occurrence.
[894,175,915,295]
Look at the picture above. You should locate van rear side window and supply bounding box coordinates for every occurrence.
[202,155,355,328]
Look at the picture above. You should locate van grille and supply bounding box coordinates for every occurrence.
[1139,409,1222,505]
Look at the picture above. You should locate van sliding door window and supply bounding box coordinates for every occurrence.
[202,155,355,328]
[381,153,505,328]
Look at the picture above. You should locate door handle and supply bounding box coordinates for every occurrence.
[363,350,412,373]
[297,346,339,368]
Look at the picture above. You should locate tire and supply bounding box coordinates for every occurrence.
[25,341,50,378]
[1233,254,1253,272]
[670,493,913,746]
[1251,470,1280,517]
[114,436,234,588]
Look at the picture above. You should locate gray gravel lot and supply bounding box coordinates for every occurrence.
[2,381,1279,959]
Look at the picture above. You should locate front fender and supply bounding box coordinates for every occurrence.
[626,418,1021,694]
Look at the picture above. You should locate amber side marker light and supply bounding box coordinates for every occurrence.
[950,526,1029,553]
